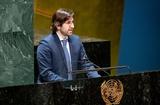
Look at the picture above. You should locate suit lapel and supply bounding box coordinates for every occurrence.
[52,34,68,69]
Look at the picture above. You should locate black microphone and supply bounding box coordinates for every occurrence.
[79,59,110,76]
[70,60,129,75]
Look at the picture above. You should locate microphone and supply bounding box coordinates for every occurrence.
[85,59,110,76]
[69,59,129,75]
[69,65,129,74]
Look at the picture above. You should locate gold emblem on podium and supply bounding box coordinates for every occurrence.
[101,79,124,105]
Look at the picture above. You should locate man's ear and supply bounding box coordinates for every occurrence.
[55,22,61,30]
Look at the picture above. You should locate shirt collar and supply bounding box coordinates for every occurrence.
[56,32,68,41]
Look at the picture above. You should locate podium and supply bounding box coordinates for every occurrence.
[0,71,160,105]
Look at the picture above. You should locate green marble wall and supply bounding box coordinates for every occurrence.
[0,0,34,87]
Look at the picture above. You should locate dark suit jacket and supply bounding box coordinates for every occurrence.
[37,33,100,82]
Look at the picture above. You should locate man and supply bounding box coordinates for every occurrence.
[37,8,101,83]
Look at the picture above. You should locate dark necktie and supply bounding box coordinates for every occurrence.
[61,39,72,80]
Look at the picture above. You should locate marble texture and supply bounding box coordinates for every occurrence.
[0,0,33,34]
[0,0,33,87]
[0,71,160,105]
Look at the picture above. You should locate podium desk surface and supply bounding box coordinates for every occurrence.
[0,71,160,105]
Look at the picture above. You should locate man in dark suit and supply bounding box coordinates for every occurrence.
[37,8,101,83]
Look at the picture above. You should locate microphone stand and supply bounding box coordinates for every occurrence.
[68,65,129,74]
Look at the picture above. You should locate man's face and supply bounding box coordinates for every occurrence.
[57,17,74,36]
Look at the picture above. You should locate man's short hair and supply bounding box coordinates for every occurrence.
[51,8,74,33]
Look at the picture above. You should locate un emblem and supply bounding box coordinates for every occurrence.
[101,79,124,105]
